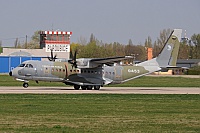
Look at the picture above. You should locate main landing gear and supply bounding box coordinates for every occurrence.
[73,85,101,90]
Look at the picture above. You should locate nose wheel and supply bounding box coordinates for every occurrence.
[23,83,29,88]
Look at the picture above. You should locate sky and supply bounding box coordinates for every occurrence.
[0,0,200,47]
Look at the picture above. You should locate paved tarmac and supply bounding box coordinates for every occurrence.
[0,87,199,94]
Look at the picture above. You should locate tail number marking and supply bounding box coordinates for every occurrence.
[128,69,140,73]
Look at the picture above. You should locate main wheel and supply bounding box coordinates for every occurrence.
[23,83,29,88]
[74,85,80,90]
[86,85,93,90]
[94,85,100,90]
[81,86,87,90]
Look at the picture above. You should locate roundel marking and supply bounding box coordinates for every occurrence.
[167,44,172,51]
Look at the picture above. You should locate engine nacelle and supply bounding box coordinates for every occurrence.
[77,58,100,68]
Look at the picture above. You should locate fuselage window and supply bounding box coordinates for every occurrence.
[25,64,33,68]
[63,69,65,72]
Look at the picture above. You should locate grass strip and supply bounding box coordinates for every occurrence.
[0,94,199,132]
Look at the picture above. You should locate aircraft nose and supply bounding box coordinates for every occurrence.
[9,71,12,76]
[10,68,20,78]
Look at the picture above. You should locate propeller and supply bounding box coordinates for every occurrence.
[68,50,77,68]
[48,49,57,61]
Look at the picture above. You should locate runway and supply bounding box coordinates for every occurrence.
[0,87,199,94]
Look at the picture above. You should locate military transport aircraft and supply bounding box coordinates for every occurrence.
[9,29,182,90]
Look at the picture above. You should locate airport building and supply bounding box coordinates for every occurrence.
[0,31,72,73]
[39,31,72,53]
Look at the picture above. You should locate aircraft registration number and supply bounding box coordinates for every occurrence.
[128,69,140,73]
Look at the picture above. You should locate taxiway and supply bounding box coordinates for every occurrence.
[0,87,199,94]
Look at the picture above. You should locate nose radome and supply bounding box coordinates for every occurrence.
[9,71,12,76]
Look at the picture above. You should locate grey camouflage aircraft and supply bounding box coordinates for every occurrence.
[9,29,182,90]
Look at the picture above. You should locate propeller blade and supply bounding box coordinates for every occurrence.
[48,49,57,62]
[74,50,77,60]
[51,49,53,59]
[70,51,74,59]
[73,50,77,68]
[68,50,78,68]
[48,57,52,61]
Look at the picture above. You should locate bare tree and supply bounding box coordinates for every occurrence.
[145,36,152,48]
[0,40,2,48]
[89,33,96,43]
[14,38,18,48]
[153,28,172,57]
[78,36,87,45]
[191,34,200,59]
[157,29,171,47]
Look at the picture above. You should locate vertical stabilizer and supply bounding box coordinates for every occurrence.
[156,29,182,67]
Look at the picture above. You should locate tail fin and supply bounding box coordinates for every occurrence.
[156,29,182,67]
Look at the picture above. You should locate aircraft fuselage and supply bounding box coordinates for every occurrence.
[10,60,150,89]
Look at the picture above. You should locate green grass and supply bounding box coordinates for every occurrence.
[1,75,200,87]
[0,47,2,53]
[0,94,199,132]
[111,76,200,87]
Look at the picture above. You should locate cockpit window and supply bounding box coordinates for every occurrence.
[18,64,25,67]
[29,64,33,68]
[25,64,34,68]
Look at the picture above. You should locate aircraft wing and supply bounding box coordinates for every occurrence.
[90,56,133,66]
[77,56,133,68]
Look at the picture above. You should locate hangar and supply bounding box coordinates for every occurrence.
[0,56,42,73]
[0,50,42,73]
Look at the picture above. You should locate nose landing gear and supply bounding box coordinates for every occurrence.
[23,83,29,88]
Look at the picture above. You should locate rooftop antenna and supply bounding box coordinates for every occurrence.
[181,30,189,41]
[51,23,54,31]
[184,30,187,38]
